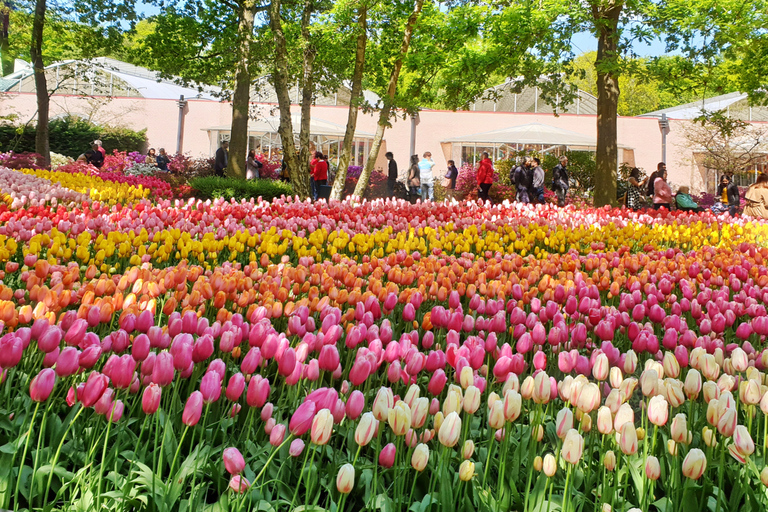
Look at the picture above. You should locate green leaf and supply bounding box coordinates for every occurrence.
[653,497,673,512]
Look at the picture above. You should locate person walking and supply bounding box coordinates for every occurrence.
[744,174,768,219]
[214,141,229,177]
[531,157,545,204]
[311,152,328,200]
[407,155,421,202]
[386,152,398,197]
[652,169,672,210]
[418,151,436,201]
[246,149,262,179]
[551,155,569,207]
[156,148,170,171]
[476,152,494,203]
[626,167,648,210]
[444,159,459,199]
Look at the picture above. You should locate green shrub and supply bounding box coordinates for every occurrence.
[189,176,293,202]
[0,116,147,157]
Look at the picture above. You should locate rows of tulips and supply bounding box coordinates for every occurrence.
[2,194,768,511]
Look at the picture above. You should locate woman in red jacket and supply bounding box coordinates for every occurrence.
[476,152,494,202]
[310,152,329,201]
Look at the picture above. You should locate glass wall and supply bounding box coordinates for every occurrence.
[215,131,371,165]
[459,143,571,166]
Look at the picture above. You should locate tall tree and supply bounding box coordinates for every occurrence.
[330,0,367,201]
[352,0,423,198]
[29,0,48,164]
[1,1,11,76]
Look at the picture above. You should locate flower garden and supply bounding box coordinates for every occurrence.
[2,155,768,512]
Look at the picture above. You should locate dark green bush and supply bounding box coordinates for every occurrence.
[189,176,293,202]
[0,116,147,157]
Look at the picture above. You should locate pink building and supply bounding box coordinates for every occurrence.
[3,59,766,193]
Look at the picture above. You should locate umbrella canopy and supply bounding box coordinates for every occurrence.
[442,122,628,148]
[205,115,374,138]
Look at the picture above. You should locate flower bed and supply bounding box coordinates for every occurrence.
[0,167,89,209]
[0,192,768,512]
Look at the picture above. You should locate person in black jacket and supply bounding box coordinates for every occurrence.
[214,141,229,177]
[386,152,398,197]
[156,148,170,171]
[87,143,104,168]
[551,156,569,206]
[716,174,741,216]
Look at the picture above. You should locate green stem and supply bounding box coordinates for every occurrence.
[483,425,494,486]
[291,438,312,509]
[253,435,292,484]
[43,405,85,508]
[30,404,50,507]
[96,403,117,511]
[305,444,319,510]
[13,402,40,511]
[167,424,190,482]
[716,439,725,512]
[562,464,573,512]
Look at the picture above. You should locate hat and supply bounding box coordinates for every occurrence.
[92,140,102,146]
[678,186,690,194]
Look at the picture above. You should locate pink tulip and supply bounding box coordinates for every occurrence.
[192,335,214,363]
[55,347,80,377]
[261,403,274,422]
[226,373,246,402]
[278,347,296,376]
[200,371,222,404]
[81,371,109,407]
[270,423,287,446]
[346,390,365,420]
[94,388,115,415]
[29,368,56,402]
[64,319,88,346]
[223,447,246,475]
[182,391,204,426]
[379,442,396,468]
[142,383,162,414]
[428,369,447,396]
[37,326,62,353]
[241,347,262,374]
[289,400,317,436]
[132,334,151,362]
[229,475,250,493]
[247,375,270,408]
[0,334,22,368]
[152,352,175,387]
[290,438,305,457]
[112,355,137,390]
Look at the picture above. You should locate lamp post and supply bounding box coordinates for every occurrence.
[176,95,188,154]
[658,113,670,164]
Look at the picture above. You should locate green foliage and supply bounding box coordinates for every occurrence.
[0,117,147,158]
[189,176,293,202]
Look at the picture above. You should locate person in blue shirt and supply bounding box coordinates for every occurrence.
[418,152,436,201]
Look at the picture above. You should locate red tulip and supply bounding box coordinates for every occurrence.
[29,368,56,402]
[182,391,204,426]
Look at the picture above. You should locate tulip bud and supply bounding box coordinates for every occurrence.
[503,389,522,422]
[310,409,334,445]
[731,347,748,373]
[379,443,396,468]
[270,423,286,446]
[533,456,543,472]
[488,400,505,429]
[223,447,245,475]
[645,456,660,481]
[459,365,474,389]
[458,460,474,481]
[533,371,551,404]
[717,407,737,437]
[346,390,365,421]
[373,387,394,422]
[670,413,688,444]
[411,397,429,429]
[703,426,718,447]
[142,383,162,414]
[562,429,584,464]
[619,422,638,455]
[289,438,305,457]
[462,440,475,460]
[438,412,461,448]
[593,352,609,381]
[336,464,355,494]
[388,401,412,436]
[229,475,250,493]
[463,386,481,415]
[733,425,755,457]
[682,449,707,480]
[604,450,616,471]
[543,453,557,476]
[289,400,316,436]
[648,396,669,427]
[182,391,204,426]
[412,443,429,471]
[667,439,678,456]
[609,367,623,389]
[29,368,56,402]
[597,406,613,435]
[355,412,378,447]
[740,380,761,406]
[761,467,768,487]
[556,408,574,439]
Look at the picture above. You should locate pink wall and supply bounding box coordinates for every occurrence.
[3,92,701,191]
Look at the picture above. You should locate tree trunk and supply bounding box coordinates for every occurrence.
[330,3,367,201]
[1,3,12,77]
[270,0,310,198]
[592,1,622,207]
[353,0,423,198]
[30,0,49,166]
[228,0,256,180]
[298,0,316,187]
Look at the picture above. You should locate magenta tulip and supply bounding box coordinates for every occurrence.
[226,373,246,402]
[346,390,365,420]
[182,391,204,426]
[200,371,222,404]
[270,423,287,446]
[29,368,56,402]
[55,347,80,377]
[0,334,22,368]
[152,352,175,387]
[289,400,317,436]
[223,447,246,475]
[246,375,270,407]
[37,326,62,353]
[81,371,109,407]
[379,443,396,468]
[142,383,162,414]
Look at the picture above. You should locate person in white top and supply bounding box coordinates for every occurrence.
[418,152,436,201]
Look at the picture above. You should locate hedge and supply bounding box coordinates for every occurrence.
[189,176,293,202]
[0,116,147,158]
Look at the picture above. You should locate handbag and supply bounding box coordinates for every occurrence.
[441,177,452,189]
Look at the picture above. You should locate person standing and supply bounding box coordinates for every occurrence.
[156,148,170,171]
[418,151,436,201]
[626,167,648,210]
[246,149,262,179]
[476,152,494,203]
[531,157,545,204]
[311,152,328,200]
[445,159,459,198]
[514,157,533,204]
[386,152,398,197]
[407,155,421,201]
[715,173,740,216]
[652,169,672,210]
[214,141,229,177]
[87,142,104,168]
[744,174,768,219]
[551,155,569,207]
